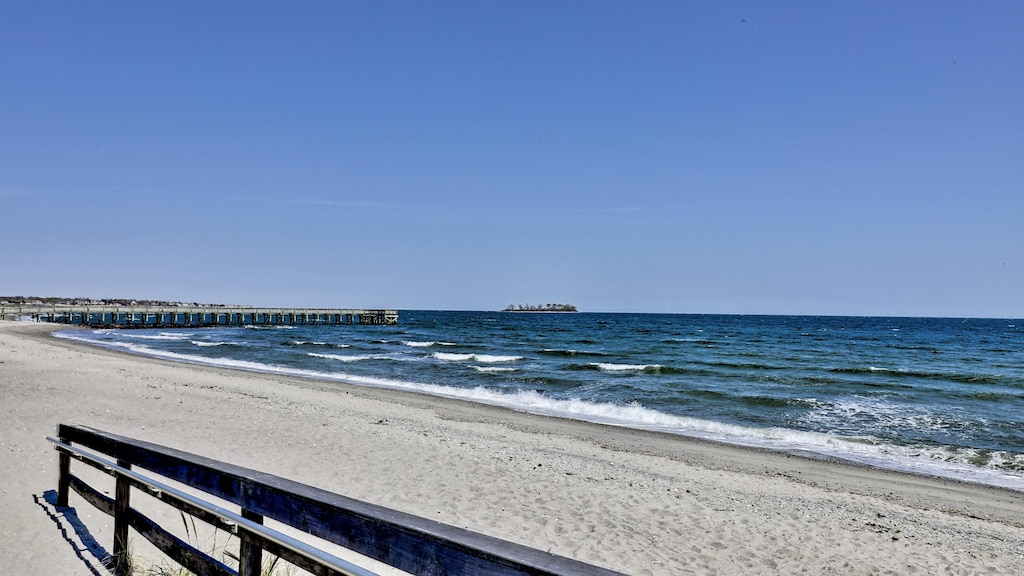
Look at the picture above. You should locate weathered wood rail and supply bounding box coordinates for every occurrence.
[51,424,625,576]
[2,305,398,327]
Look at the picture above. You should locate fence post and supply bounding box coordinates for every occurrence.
[57,430,70,507]
[113,460,132,576]
[239,508,264,576]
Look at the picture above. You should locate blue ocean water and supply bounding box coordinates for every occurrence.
[56,312,1024,490]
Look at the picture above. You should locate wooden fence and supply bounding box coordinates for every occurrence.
[51,424,625,576]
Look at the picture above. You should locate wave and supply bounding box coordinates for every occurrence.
[591,362,657,371]
[307,352,386,363]
[52,330,1024,491]
[191,341,237,347]
[402,341,457,348]
[679,389,822,410]
[563,362,745,379]
[433,352,522,363]
[683,388,731,401]
[757,374,849,387]
[793,396,1021,449]
[472,354,523,364]
[568,362,693,375]
[887,343,943,353]
[663,337,716,345]
[689,359,789,371]
[538,348,610,358]
[960,391,1024,402]
[361,383,1023,490]
[284,340,351,349]
[433,353,473,361]
[642,365,703,375]
[117,332,193,341]
[982,347,1016,354]
[828,366,1009,384]
[472,366,518,373]
[741,395,821,409]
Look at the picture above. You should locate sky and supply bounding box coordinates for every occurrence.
[2,2,1022,317]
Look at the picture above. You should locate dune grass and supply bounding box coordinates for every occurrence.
[130,511,295,576]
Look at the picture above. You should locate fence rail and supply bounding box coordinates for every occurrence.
[51,424,625,576]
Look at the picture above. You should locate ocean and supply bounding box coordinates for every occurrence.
[55,311,1024,491]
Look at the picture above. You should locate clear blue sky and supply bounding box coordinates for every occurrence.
[2,2,1022,317]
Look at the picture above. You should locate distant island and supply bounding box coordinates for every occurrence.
[502,303,578,313]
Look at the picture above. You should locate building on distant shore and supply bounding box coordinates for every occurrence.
[502,303,578,313]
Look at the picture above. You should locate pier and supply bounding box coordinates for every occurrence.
[0,305,398,328]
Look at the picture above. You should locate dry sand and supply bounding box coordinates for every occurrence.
[1,320,1023,575]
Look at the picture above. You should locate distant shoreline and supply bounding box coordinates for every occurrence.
[501,310,578,313]
[0,296,233,308]
[501,304,578,313]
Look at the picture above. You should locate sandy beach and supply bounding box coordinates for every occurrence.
[2,320,1022,575]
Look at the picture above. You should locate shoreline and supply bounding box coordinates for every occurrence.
[49,323,1024,493]
[2,320,1023,574]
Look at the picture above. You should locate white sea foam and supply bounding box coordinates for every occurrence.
[290,341,351,348]
[476,354,523,363]
[307,352,378,363]
[191,341,231,347]
[799,396,975,438]
[120,332,192,341]
[52,330,1024,492]
[591,362,658,371]
[433,352,522,363]
[472,366,518,373]
[403,341,436,347]
[434,352,474,361]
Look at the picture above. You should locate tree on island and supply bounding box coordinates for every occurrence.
[502,303,578,312]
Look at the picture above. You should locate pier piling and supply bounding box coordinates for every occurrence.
[0,305,398,328]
